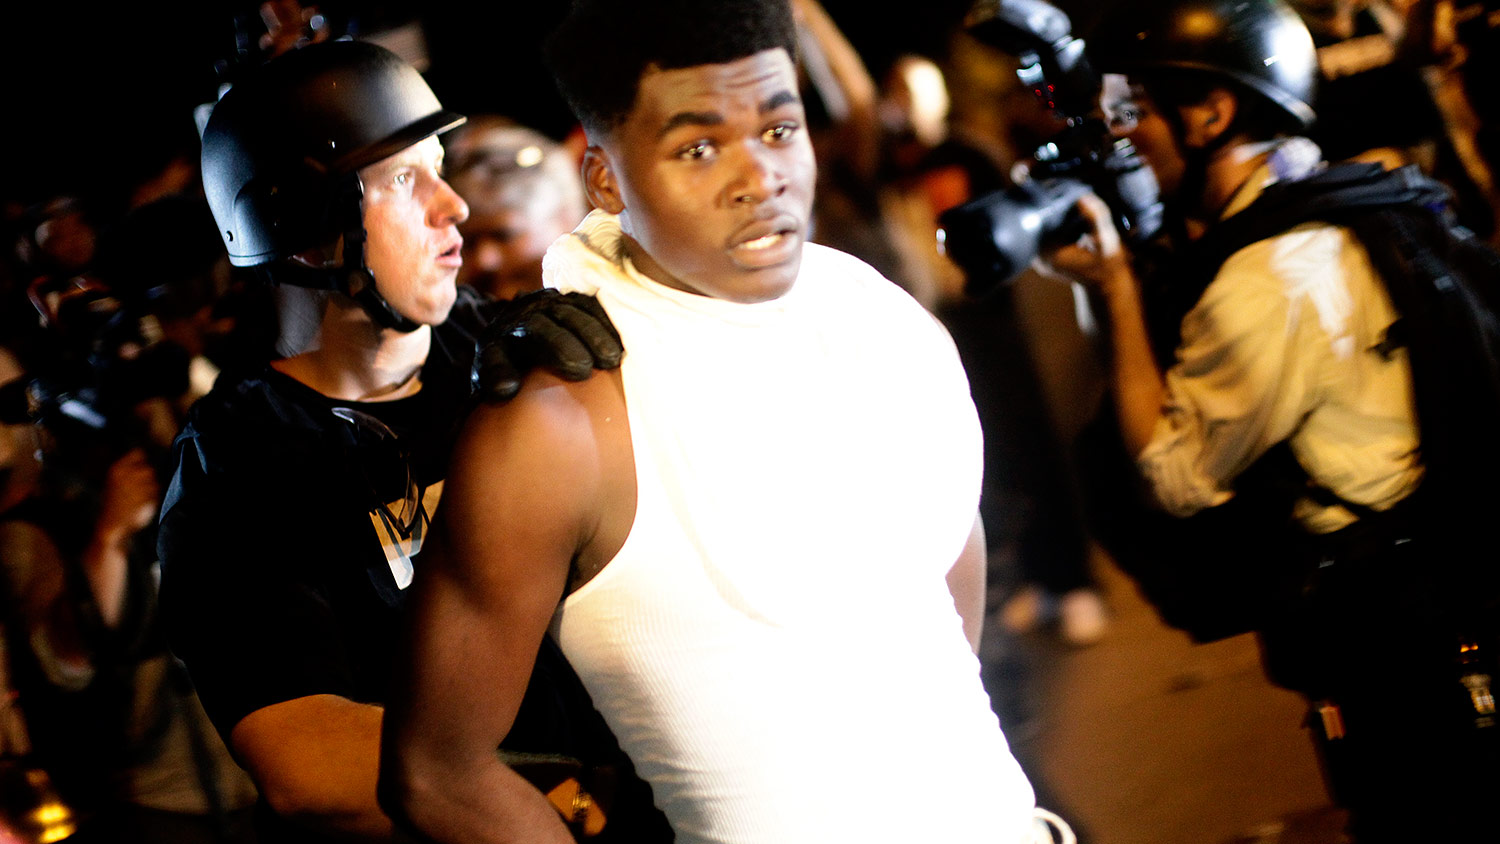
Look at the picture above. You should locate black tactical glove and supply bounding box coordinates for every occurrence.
[472,289,624,402]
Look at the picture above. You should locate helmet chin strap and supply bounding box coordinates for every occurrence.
[339,221,423,334]
[334,174,423,334]
[270,175,424,332]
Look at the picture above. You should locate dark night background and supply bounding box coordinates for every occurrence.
[4,0,1011,212]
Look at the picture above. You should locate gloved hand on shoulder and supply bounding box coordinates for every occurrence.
[472,289,624,402]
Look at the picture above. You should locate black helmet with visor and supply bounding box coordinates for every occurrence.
[200,40,465,331]
[1085,0,1318,132]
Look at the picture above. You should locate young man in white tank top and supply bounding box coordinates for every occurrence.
[380,2,1065,842]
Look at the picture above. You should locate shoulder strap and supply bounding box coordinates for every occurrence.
[1196,163,1452,273]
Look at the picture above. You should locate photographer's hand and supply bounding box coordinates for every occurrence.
[85,449,160,629]
[1041,193,1166,459]
[473,290,624,403]
[1037,193,1136,297]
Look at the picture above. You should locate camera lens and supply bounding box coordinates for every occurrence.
[938,177,1093,296]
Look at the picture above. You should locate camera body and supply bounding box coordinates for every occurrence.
[937,0,1164,293]
[1,280,189,487]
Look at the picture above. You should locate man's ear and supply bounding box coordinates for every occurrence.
[582,146,625,214]
[1180,87,1239,148]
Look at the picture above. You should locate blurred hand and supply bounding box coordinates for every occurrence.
[1036,193,1136,297]
[258,0,331,59]
[97,449,160,538]
[473,290,624,403]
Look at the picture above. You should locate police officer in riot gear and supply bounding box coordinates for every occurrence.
[1043,1,1500,841]
[159,40,666,843]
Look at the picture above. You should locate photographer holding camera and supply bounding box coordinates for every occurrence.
[0,334,262,843]
[1017,0,1500,840]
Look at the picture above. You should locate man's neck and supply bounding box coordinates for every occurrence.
[272,296,432,402]
[1198,139,1281,224]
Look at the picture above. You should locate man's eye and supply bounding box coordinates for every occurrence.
[678,142,713,160]
[765,123,798,143]
[1108,107,1141,132]
[394,172,411,186]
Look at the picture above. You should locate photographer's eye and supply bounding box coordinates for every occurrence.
[1106,105,1142,134]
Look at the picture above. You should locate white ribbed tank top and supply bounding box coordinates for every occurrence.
[547,212,1037,843]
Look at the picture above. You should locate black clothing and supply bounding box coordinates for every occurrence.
[157,287,671,843]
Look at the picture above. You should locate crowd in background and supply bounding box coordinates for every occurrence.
[3,0,1500,841]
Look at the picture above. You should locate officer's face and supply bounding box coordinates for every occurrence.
[1101,74,1187,202]
[587,48,817,304]
[359,136,470,326]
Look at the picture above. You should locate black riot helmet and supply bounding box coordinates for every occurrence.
[1086,0,1318,131]
[200,40,465,331]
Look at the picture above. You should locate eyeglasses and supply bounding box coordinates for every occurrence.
[332,406,421,540]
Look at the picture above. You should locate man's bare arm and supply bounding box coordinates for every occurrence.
[379,372,628,844]
[946,514,988,654]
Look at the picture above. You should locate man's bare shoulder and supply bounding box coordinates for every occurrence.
[444,368,634,582]
[456,368,626,464]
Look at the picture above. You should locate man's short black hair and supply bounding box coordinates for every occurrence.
[543,0,799,136]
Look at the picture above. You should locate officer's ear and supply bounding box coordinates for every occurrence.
[583,145,625,215]
[1180,87,1239,148]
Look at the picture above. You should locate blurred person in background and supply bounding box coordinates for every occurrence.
[875,50,1112,648]
[444,116,591,302]
[1287,0,1500,236]
[0,329,260,844]
[792,0,919,289]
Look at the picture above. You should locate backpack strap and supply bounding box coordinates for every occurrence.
[1147,164,1451,351]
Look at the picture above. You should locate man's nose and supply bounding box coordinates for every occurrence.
[431,177,470,226]
[728,147,788,206]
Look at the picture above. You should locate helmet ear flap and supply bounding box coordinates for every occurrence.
[230,170,340,264]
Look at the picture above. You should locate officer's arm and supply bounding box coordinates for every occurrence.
[160,441,418,842]
[379,373,613,844]
[231,696,418,842]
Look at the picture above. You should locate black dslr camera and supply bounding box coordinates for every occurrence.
[0,282,190,476]
[937,0,1164,293]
